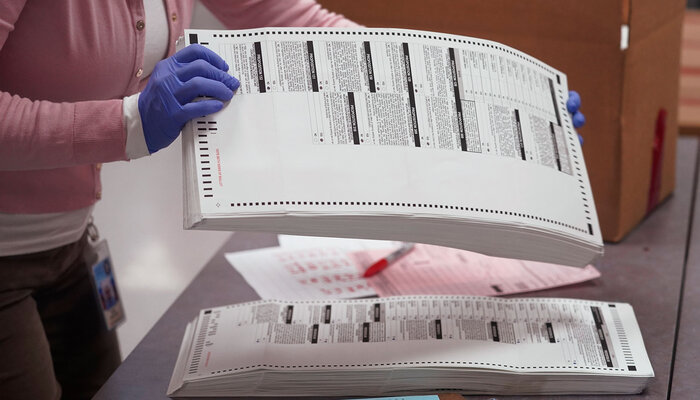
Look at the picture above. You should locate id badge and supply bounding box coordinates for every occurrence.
[87,239,126,331]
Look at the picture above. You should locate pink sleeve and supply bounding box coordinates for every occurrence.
[200,0,360,29]
[0,0,127,171]
[0,94,127,171]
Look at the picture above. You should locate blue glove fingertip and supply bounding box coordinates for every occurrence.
[573,111,586,128]
[578,134,584,146]
[182,99,225,121]
[567,90,581,113]
[229,76,240,91]
[209,100,224,114]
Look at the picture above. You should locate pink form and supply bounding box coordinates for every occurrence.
[352,244,600,297]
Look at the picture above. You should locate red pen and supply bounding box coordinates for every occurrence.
[362,242,415,278]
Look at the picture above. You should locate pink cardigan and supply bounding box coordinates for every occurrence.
[0,0,357,213]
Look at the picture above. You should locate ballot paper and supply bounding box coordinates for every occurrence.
[167,296,653,397]
[225,242,600,300]
[226,246,378,299]
[353,244,601,297]
[182,27,603,268]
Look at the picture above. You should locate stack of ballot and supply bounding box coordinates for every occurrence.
[182,27,603,267]
[167,295,653,397]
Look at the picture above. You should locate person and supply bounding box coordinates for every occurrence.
[0,2,358,399]
[0,2,584,399]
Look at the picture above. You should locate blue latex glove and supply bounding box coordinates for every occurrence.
[567,90,585,145]
[139,44,240,154]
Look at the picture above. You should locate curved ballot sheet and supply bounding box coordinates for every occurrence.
[181,27,603,267]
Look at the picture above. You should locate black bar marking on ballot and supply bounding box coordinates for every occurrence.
[591,306,603,326]
[373,303,381,322]
[348,92,360,145]
[514,109,526,160]
[588,223,594,235]
[254,42,266,93]
[549,78,561,126]
[545,322,556,343]
[324,305,332,323]
[204,309,211,314]
[557,74,561,85]
[490,284,503,293]
[363,41,376,93]
[306,41,319,92]
[591,306,614,367]
[490,321,500,342]
[362,322,370,342]
[402,43,420,147]
[628,365,637,371]
[189,33,198,44]
[311,324,319,344]
[285,305,294,324]
[435,320,443,339]
[550,122,562,171]
[449,48,467,152]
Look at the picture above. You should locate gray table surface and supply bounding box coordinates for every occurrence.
[670,136,700,399]
[94,137,700,400]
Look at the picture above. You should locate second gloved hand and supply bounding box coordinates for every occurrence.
[567,90,585,145]
[139,44,240,154]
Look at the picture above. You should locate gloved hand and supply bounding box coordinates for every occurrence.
[567,90,585,145]
[139,44,240,154]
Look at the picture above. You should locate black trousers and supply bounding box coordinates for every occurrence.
[0,233,121,400]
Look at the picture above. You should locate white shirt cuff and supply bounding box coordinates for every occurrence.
[123,93,150,159]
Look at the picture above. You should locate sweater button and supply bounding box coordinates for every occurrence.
[96,191,102,200]
[136,20,145,31]
[136,68,143,78]
[171,13,177,22]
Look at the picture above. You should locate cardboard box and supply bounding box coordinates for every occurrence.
[679,10,700,135]
[320,0,684,241]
